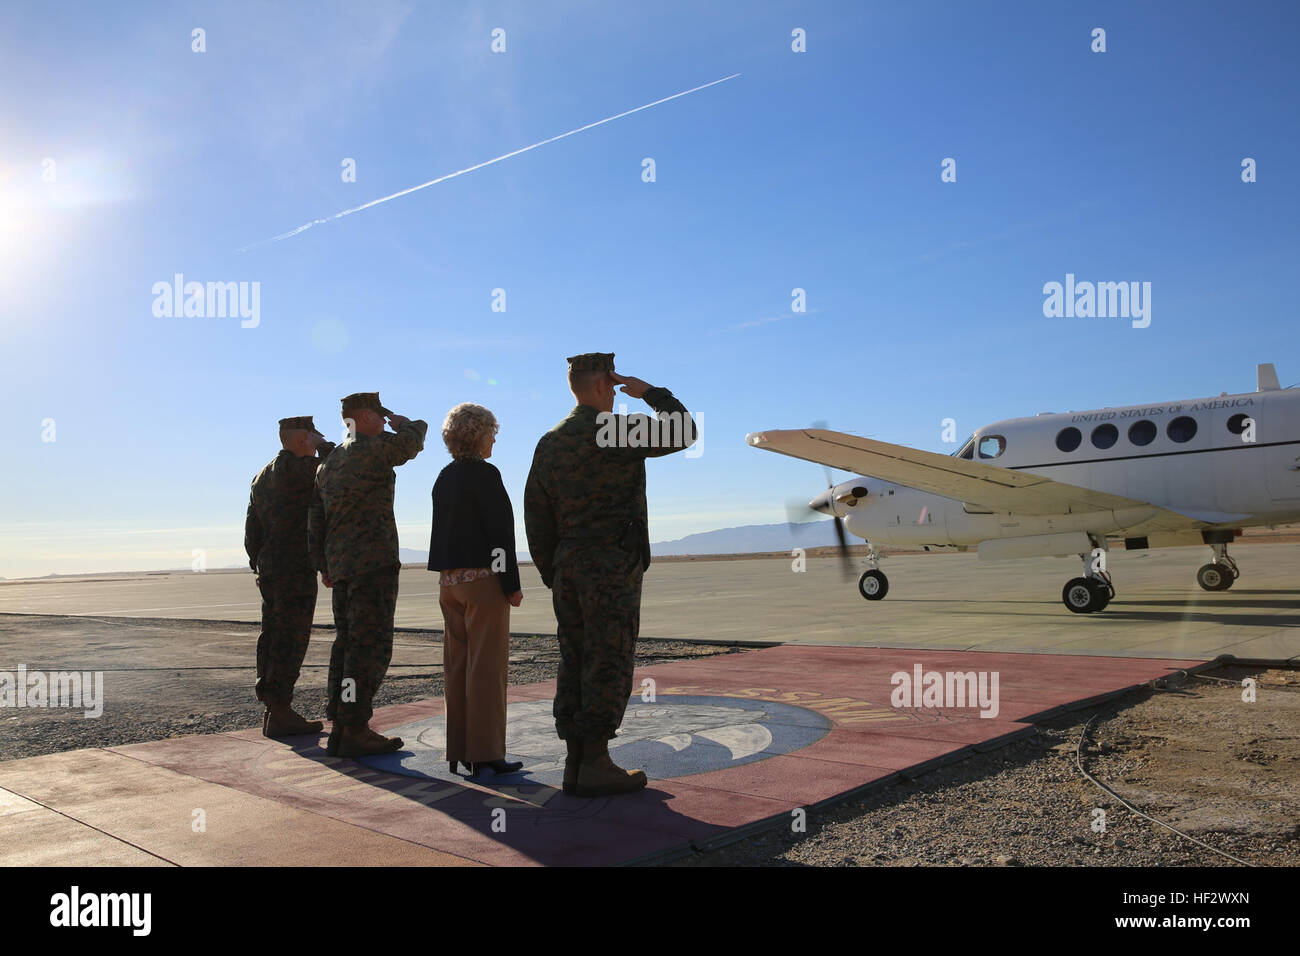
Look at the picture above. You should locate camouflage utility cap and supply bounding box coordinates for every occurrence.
[341,392,394,417]
[278,416,320,434]
[566,353,615,373]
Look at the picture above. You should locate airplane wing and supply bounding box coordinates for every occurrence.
[746,428,1211,530]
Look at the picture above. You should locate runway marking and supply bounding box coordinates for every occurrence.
[67,601,262,616]
[384,587,549,596]
[0,582,154,590]
[44,587,548,619]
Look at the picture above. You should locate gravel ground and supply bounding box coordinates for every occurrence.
[669,666,1299,867]
[0,615,742,762]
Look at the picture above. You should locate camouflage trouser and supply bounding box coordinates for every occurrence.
[326,566,400,728]
[551,546,644,742]
[255,572,318,706]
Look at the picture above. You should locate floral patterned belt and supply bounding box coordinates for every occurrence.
[439,567,494,586]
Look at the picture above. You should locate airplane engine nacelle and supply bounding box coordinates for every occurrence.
[810,482,870,517]
[833,483,870,508]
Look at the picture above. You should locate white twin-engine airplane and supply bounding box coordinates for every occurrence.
[746,364,1300,614]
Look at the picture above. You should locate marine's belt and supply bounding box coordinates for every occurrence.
[559,518,643,551]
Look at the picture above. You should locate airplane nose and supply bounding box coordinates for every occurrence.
[809,489,834,515]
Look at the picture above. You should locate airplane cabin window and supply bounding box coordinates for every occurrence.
[1128,419,1157,446]
[978,435,1006,459]
[1167,416,1198,443]
[1055,427,1082,452]
[1091,423,1119,449]
[1227,413,1251,435]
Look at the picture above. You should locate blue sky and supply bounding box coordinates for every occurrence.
[2,0,1297,577]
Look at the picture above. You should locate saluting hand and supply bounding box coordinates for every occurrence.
[610,372,653,399]
[386,414,411,429]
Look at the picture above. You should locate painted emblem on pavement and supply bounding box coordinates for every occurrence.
[358,694,831,787]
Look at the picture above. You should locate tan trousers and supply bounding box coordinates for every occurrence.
[439,575,511,763]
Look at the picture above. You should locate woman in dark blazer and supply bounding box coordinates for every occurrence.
[428,403,523,776]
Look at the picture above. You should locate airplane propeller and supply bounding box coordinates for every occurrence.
[784,420,855,580]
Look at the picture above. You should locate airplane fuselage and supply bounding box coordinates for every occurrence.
[839,386,1300,550]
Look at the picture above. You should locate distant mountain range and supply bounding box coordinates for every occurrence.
[2,522,838,581]
[401,520,836,565]
[650,520,837,556]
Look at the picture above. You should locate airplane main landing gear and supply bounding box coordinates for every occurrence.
[1197,542,1239,591]
[1062,541,1114,613]
[1062,577,1112,613]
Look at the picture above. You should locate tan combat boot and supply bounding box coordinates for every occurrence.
[337,726,404,757]
[264,706,325,738]
[574,738,647,797]
[562,738,582,795]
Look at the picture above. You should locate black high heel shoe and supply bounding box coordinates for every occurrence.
[471,759,523,776]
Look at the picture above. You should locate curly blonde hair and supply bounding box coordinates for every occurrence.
[442,403,498,459]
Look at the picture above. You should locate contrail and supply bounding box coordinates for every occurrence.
[239,72,740,252]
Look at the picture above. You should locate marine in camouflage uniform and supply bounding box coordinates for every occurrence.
[244,415,335,737]
[309,391,427,757]
[524,352,695,795]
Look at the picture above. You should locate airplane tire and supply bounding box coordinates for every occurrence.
[1196,563,1231,591]
[1088,580,1112,611]
[858,569,889,601]
[1063,577,1099,613]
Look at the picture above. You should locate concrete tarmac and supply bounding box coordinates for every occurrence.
[3,543,1298,661]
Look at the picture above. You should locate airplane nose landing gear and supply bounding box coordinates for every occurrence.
[857,548,888,601]
[858,569,888,600]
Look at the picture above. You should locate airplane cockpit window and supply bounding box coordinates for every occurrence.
[1055,427,1082,452]
[1091,423,1118,449]
[1167,416,1198,443]
[953,436,975,460]
[978,435,1006,459]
